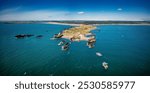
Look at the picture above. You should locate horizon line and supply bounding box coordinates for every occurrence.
[0,20,150,22]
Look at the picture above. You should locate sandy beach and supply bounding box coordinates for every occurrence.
[47,22,80,26]
[95,24,150,26]
[47,22,150,27]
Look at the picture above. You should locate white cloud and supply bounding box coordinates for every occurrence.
[117,8,122,11]
[0,8,147,21]
[0,7,21,14]
[0,9,71,21]
[77,11,85,15]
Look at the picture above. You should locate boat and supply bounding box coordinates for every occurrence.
[50,38,56,40]
[96,52,102,56]
[88,37,96,43]
[58,40,65,46]
[87,37,96,48]
[88,44,94,48]
[61,42,70,51]
[54,32,63,38]
[102,62,108,70]
[24,72,27,75]
[61,45,69,51]
[87,41,95,48]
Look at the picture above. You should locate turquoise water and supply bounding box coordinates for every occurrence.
[0,23,150,76]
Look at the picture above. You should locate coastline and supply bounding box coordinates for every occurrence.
[1,21,150,26]
[47,22,150,26]
[49,22,150,41]
[94,24,150,26]
[47,22,80,26]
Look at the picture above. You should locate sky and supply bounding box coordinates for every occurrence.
[0,0,149,21]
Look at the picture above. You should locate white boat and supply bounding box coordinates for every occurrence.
[102,62,108,70]
[96,52,102,56]
[58,41,64,46]
[50,38,56,40]
[24,72,27,75]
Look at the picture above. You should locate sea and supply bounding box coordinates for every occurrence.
[0,23,150,76]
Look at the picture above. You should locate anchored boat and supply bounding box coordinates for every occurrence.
[96,52,102,56]
[102,62,108,70]
[61,42,70,51]
[58,40,65,46]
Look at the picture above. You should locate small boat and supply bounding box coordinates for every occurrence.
[88,37,96,43]
[102,62,108,70]
[50,38,56,40]
[87,42,94,48]
[88,44,94,48]
[54,33,63,38]
[96,52,102,56]
[61,42,70,51]
[58,40,65,46]
[24,72,27,75]
[61,45,69,51]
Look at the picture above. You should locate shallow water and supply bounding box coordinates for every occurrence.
[0,23,150,76]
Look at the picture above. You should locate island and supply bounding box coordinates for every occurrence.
[53,24,97,48]
[62,24,96,41]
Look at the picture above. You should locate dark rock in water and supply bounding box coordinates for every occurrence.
[15,34,34,39]
[15,34,25,38]
[26,34,34,37]
[36,35,43,38]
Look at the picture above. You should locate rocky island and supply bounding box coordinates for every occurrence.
[53,24,97,48]
[62,24,96,41]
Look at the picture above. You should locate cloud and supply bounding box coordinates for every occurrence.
[77,11,85,15]
[0,8,147,21]
[117,8,122,11]
[0,9,71,21]
[0,7,21,14]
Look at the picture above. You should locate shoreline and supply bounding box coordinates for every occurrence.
[1,21,150,26]
[47,22,150,26]
[47,22,80,26]
[94,24,150,26]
